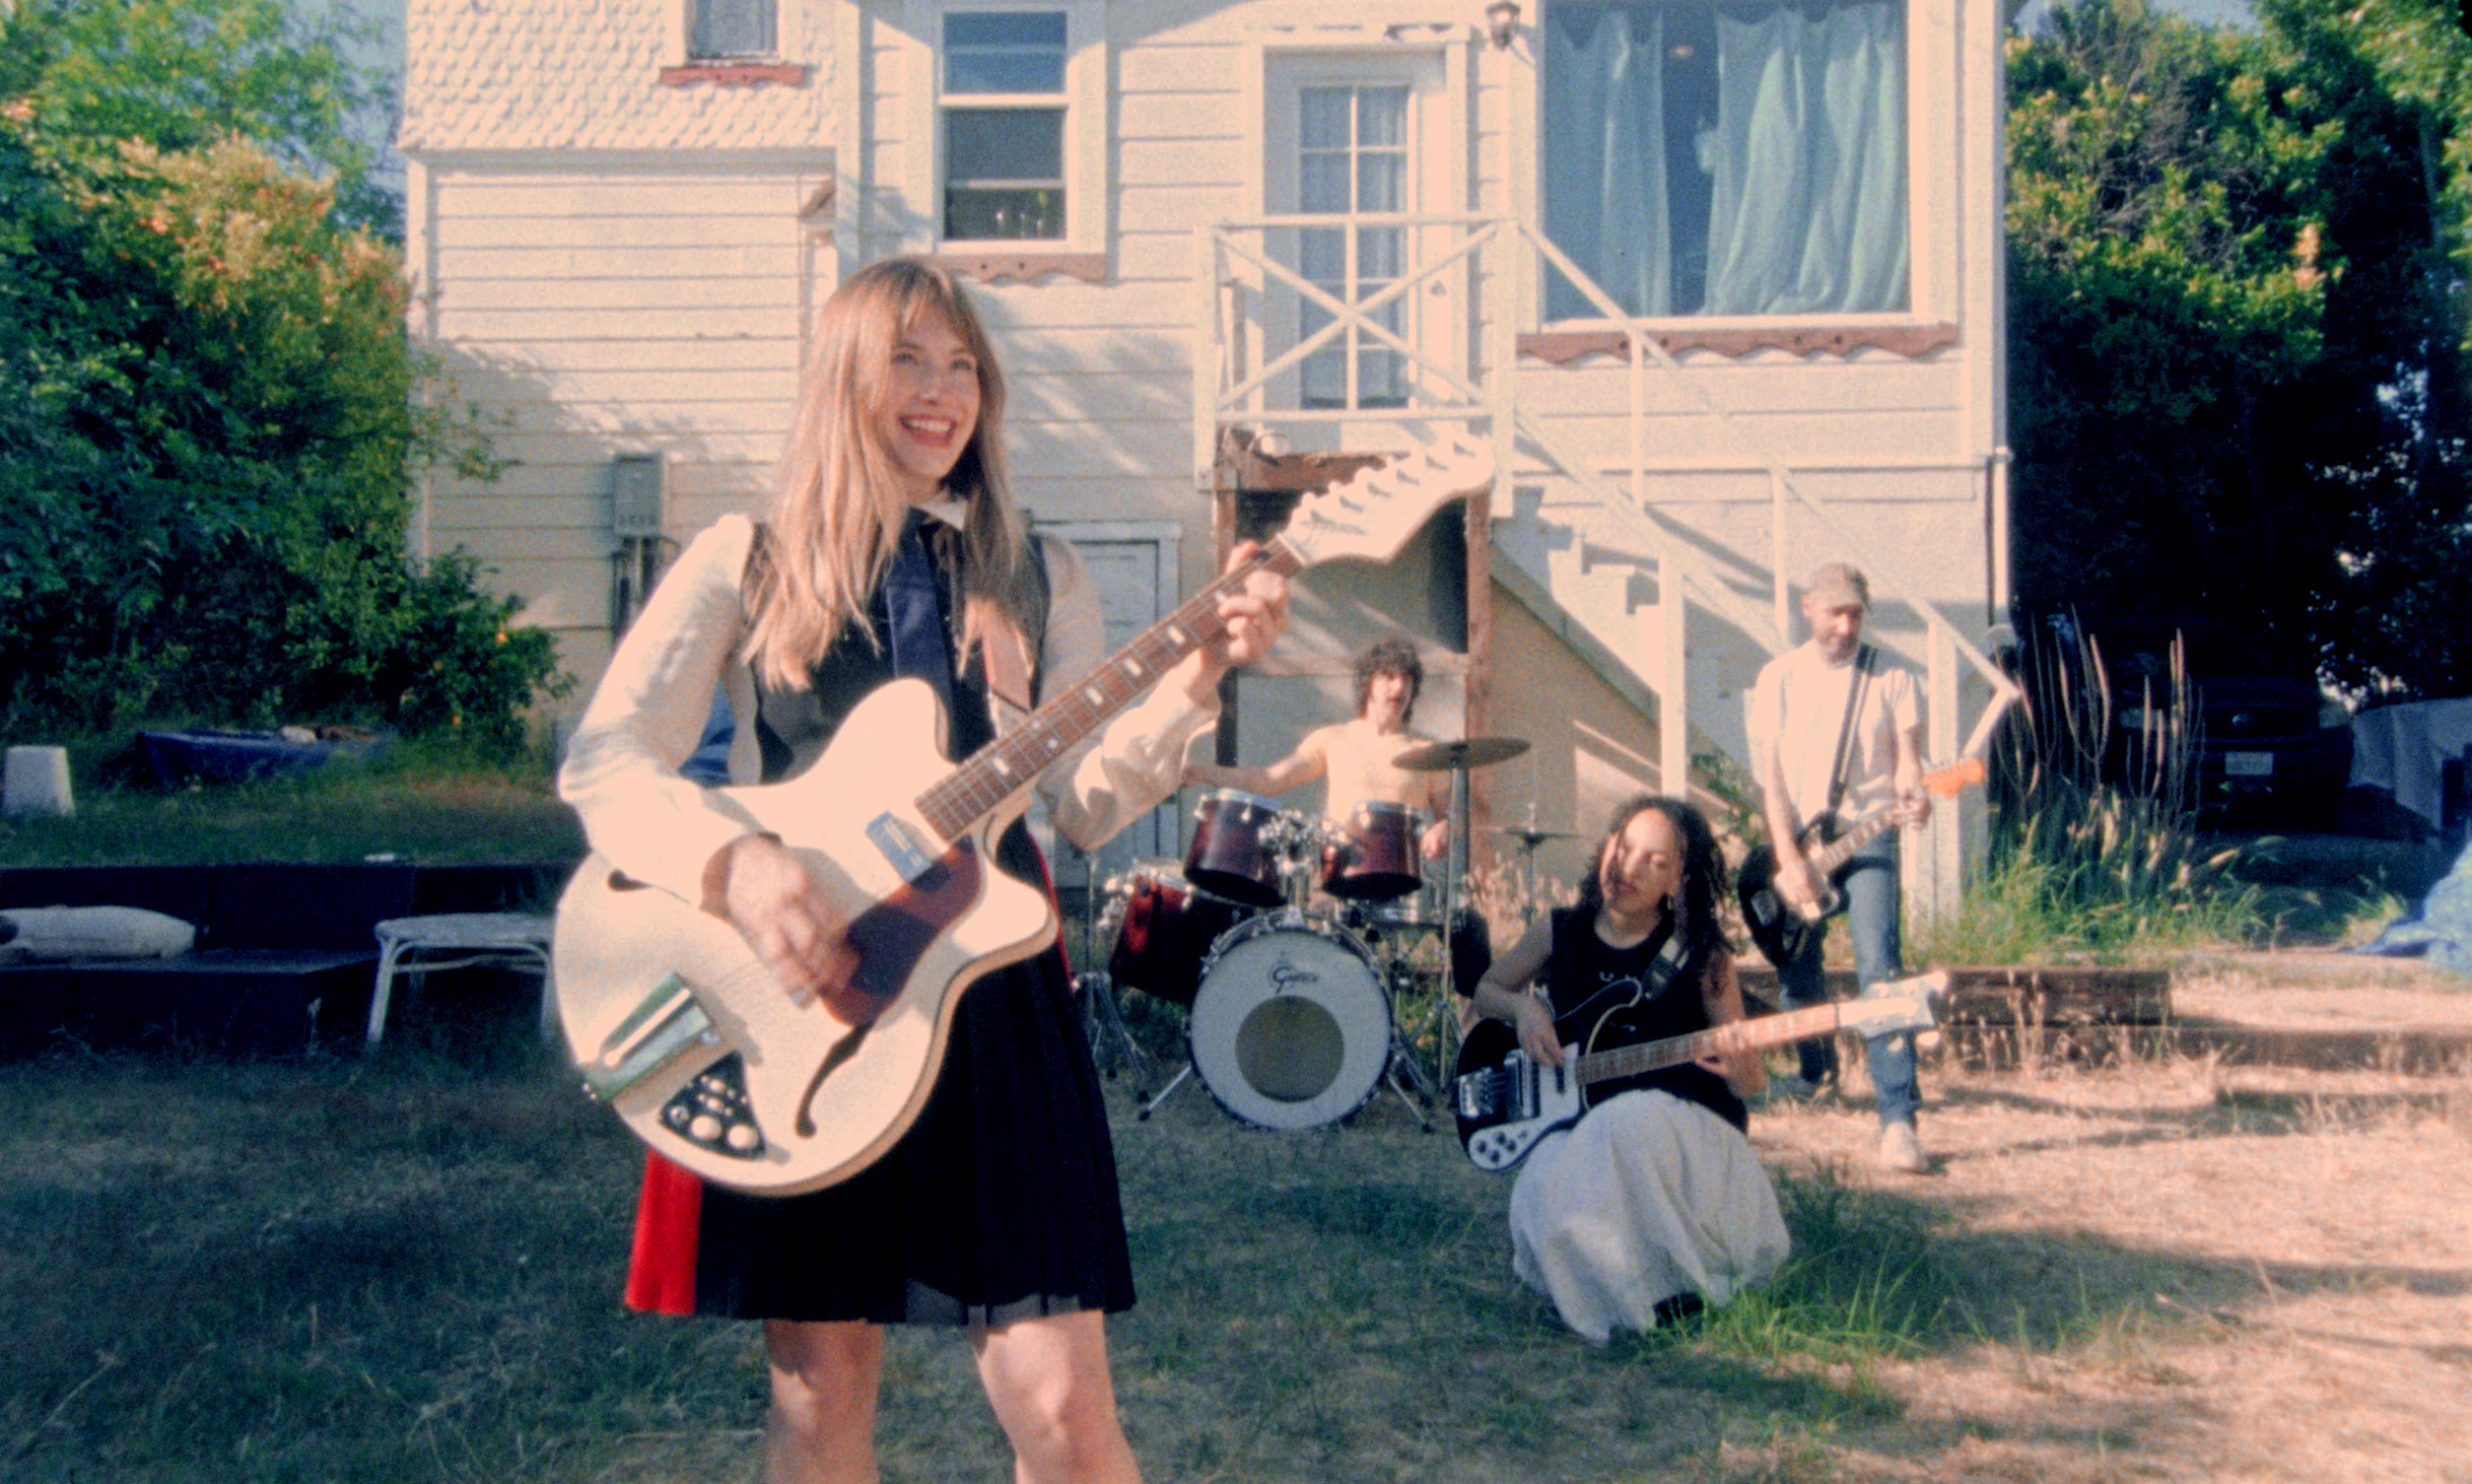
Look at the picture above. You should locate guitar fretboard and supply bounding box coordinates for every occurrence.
[915,538,1308,842]
[1575,1002,1850,1085]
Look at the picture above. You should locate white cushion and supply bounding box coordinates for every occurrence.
[0,907,198,961]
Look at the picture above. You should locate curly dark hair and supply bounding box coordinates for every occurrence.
[1574,794,1731,961]
[1352,637,1424,723]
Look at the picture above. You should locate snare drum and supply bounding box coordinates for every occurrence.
[1185,788,1286,908]
[1106,862,1249,1006]
[1188,915,1392,1130]
[1321,799,1424,902]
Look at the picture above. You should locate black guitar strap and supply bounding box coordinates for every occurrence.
[1819,642,1876,828]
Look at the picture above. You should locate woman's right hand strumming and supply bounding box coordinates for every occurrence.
[706,833,860,1011]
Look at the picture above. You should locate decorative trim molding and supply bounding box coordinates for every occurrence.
[1517,322,1961,364]
[930,252,1110,285]
[658,62,811,88]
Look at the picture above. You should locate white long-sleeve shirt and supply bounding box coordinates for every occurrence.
[559,510,1215,904]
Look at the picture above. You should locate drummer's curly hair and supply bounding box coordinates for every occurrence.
[1352,637,1424,723]
[1576,795,1732,961]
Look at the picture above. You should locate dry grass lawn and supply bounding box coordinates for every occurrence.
[3,956,2466,1483]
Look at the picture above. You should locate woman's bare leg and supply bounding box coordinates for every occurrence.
[762,1318,885,1484]
[971,1310,1140,1484]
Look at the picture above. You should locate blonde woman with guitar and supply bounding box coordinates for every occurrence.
[1464,796,1789,1343]
[559,259,1287,1484]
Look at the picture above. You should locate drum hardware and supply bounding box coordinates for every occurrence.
[1068,846,1158,1096]
[1384,735,1532,1095]
[1492,803,1584,924]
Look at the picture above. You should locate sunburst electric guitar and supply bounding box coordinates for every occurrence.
[1454,971,1949,1171]
[552,439,1495,1195]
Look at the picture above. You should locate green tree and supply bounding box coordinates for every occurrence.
[0,0,394,234]
[2008,0,2472,694]
[0,4,564,754]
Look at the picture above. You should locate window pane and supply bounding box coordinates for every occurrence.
[1540,0,1906,318]
[945,185,1064,239]
[1356,153,1403,214]
[945,106,1064,239]
[1298,227,1345,281]
[691,0,775,57]
[1357,227,1403,281]
[946,108,1064,183]
[945,11,1066,94]
[1300,89,1352,151]
[1299,154,1350,215]
[1356,88,1408,149]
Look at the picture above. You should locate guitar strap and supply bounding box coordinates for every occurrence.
[1819,642,1876,828]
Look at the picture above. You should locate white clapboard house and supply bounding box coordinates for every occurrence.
[400,0,2015,902]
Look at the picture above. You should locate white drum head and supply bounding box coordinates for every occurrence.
[1188,919,1391,1130]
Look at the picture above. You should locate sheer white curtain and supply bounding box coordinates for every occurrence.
[1703,0,1908,315]
[1543,5,1670,320]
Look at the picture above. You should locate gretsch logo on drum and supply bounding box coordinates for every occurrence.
[1269,957,1320,993]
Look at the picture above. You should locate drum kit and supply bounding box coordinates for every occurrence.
[1081,734,1557,1135]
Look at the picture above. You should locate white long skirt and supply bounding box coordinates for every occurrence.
[1508,1089,1790,1343]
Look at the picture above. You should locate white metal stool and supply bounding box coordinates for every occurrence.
[366,912,555,1045]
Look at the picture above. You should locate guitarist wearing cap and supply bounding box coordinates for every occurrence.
[1745,562,1934,1174]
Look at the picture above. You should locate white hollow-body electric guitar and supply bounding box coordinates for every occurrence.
[553,438,1495,1195]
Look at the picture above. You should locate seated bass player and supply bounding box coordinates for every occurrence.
[1465,795,1788,1342]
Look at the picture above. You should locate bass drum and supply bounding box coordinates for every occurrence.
[1187,915,1392,1131]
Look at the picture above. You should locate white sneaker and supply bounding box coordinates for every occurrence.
[1877,1121,1930,1174]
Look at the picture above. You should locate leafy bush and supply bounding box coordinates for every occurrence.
[0,108,565,753]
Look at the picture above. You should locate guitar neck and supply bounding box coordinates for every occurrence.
[1573,1002,1851,1087]
[1806,806,1894,877]
[914,538,1307,843]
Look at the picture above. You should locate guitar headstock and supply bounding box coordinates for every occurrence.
[1923,759,1987,798]
[1278,436,1496,569]
[1841,969,1949,1037]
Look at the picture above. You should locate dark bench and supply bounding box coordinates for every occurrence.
[0,862,574,1053]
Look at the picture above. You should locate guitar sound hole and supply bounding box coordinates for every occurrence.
[660,1053,765,1159]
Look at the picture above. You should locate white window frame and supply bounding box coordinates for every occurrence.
[900,0,1110,256]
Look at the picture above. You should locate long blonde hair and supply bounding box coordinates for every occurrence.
[742,257,1041,691]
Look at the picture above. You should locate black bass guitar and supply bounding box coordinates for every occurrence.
[1452,972,1947,1171]
[1736,760,1984,970]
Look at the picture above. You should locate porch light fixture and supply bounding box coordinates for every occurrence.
[1485,0,1521,48]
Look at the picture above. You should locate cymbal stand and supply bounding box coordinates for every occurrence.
[1070,849,1155,1096]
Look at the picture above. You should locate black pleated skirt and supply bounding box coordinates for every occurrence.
[684,941,1135,1326]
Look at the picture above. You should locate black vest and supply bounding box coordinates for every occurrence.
[1543,907,1747,1131]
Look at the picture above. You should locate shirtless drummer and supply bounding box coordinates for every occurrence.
[1183,637,1451,863]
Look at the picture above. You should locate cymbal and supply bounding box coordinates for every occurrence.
[1392,735,1531,773]
[1492,825,1583,846]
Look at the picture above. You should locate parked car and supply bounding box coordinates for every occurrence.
[2087,620,2351,831]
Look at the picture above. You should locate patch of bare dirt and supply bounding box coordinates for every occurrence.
[1749,1015,2472,1484]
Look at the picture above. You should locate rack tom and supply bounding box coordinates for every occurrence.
[1184,788,1286,908]
[1321,799,1424,902]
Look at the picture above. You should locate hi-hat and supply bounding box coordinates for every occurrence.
[1492,824,1583,847]
[1392,735,1530,773]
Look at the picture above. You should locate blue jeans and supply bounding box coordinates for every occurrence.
[1778,838,1921,1127]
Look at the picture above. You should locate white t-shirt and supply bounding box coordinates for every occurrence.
[1744,641,1921,828]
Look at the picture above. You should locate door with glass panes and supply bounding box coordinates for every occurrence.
[1264,54,1450,434]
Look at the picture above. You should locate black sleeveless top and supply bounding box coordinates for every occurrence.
[682,521,1134,1327]
[1542,906,1748,1132]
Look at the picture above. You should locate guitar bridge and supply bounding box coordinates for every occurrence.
[583,974,719,1101]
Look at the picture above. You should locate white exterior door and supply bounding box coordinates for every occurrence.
[1264,53,1449,439]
